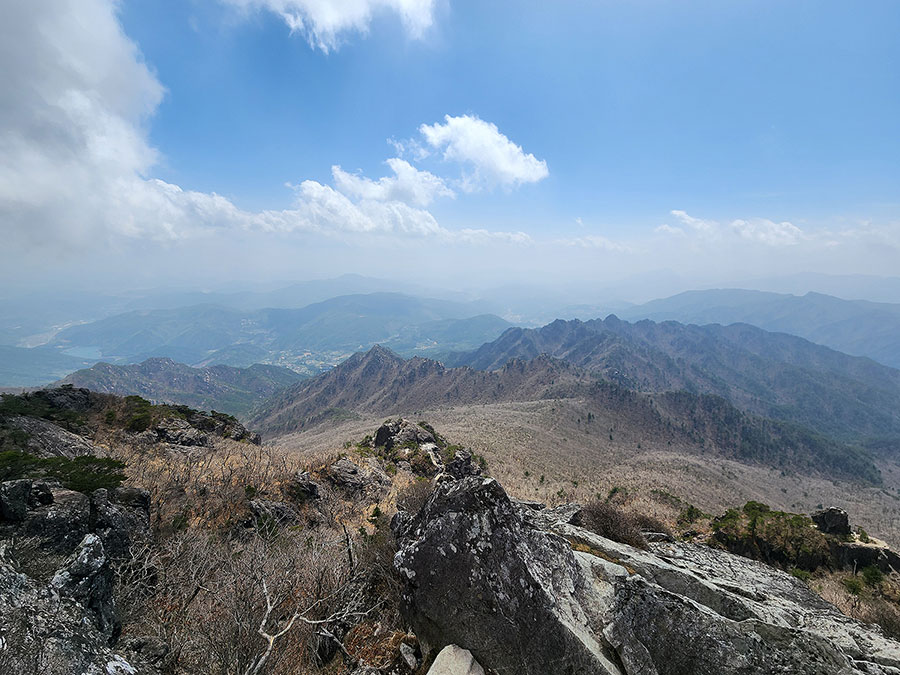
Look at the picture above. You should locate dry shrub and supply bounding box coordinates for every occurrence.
[117,529,364,674]
[396,478,432,516]
[113,441,303,533]
[814,572,900,641]
[629,513,672,536]
[575,501,649,549]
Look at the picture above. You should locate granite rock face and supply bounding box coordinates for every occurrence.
[394,476,900,675]
[0,534,156,674]
[6,415,101,458]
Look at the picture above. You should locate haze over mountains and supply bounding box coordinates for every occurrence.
[447,316,900,444]
[250,344,879,484]
[620,289,900,369]
[56,358,305,418]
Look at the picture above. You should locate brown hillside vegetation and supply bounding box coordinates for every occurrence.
[255,346,880,484]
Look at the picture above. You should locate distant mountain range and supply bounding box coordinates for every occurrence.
[250,345,879,484]
[0,292,513,385]
[47,292,509,366]
[618,289,900,368]
[446,316,900,445]
[55,357,304,418]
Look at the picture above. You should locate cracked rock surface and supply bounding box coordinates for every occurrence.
[394,476,900,675]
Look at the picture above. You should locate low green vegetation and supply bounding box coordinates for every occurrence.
[711,500,830,571]
[0,450,126,493]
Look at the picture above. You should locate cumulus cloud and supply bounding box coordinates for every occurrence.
[419,114,549,191]
[332,158,454,207]
[0,0,531,255]
[0,0,167,246]
[224,0,437,52]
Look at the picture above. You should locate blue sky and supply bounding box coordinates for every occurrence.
[2,0,899,293]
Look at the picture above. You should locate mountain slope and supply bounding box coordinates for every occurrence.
[619,289,900,368]
[252,346,879,483]
[447,317,900,444]
[56,358,305,418]
[47,293,511,371]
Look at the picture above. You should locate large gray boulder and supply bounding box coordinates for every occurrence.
[814,507,852,537]
[0,480,150,562]
[394,476,900,675]
[394,476,623,674]
[428,645,485,675]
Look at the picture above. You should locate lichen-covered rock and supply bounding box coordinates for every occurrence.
[153,417,209,447]
[248,499,300,527]
[90,487,151,562]
[395,475,900,675]
[0,537,155,674]
[20,485,91,553]
[442,450,482,481]
[286,470,320,501]
[373,419,435,450]
[427,645,485,675]
[394,476,623,674]
[50,533,119,640]
[326,457,390,496]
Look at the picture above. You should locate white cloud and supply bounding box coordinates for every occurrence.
[660,210,804,247]
[224,0,437,52]
[654,224,686,237]
[332,158,453,207]
[0,0,167,246]
[419,114,549,191]
[559,235,630,252]
[670,209,717,233]
[730,218,803,246]
[0,0,531,254]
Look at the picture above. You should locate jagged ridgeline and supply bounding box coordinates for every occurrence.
[251,345,881,484]
[446,316,900,445]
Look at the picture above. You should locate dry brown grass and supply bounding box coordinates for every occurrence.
[811,571,900,640]
[270,398,900,549]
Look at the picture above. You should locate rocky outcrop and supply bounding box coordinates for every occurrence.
[149,416,210,447]
[0,533,156,674]
[326,457,391,496]
[374,419,436,450]
[814,507,852,537]
[394,476,900,675]
[6,415,101,458]
[49,534,119,639]
[286,470,320,501]
[0,479,150,562]
[248,499,300,527]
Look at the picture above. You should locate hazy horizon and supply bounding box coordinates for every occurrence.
[2,1,899,295]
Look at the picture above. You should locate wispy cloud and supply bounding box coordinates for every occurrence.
[223,0,437,52]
